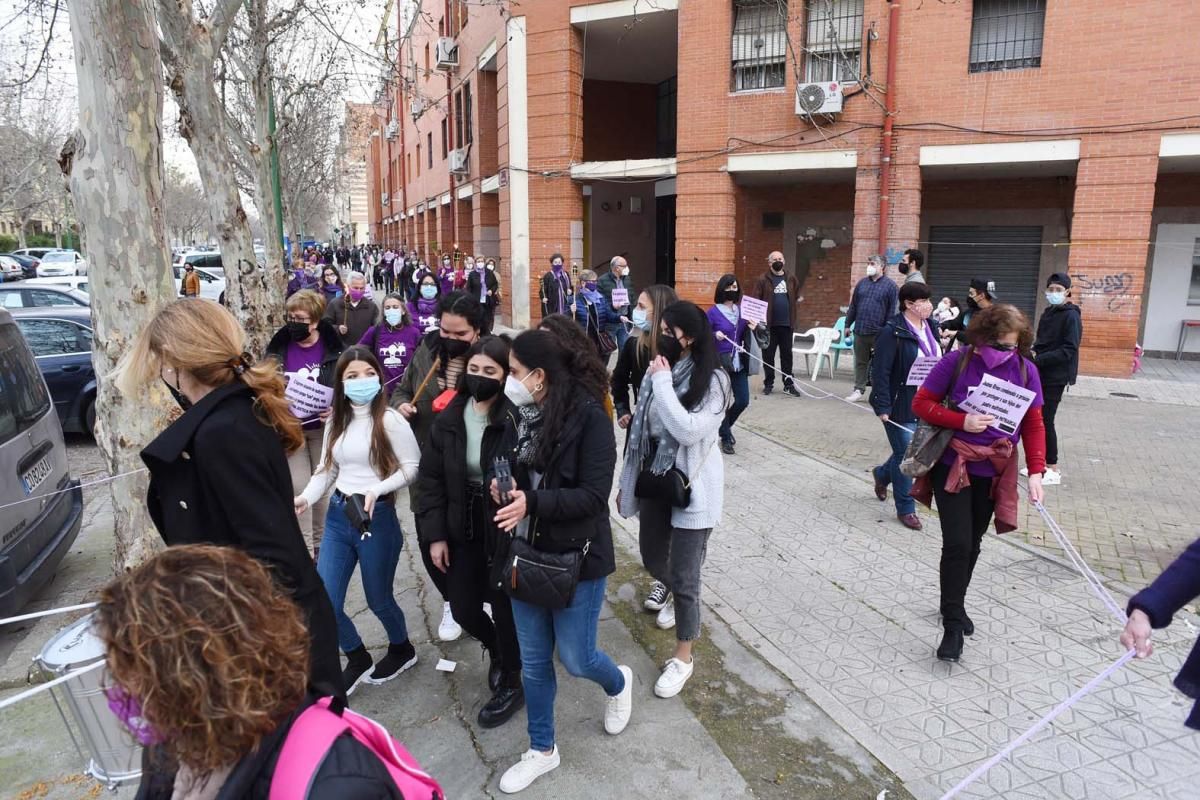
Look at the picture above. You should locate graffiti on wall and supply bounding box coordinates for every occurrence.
[1070,271,1135,312]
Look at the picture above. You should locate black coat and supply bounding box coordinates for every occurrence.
[140,383,343,700]
[869,313,939,424]
[501,393,617,581]
[1033,302,1082,387]
[265,319,346,387]
[415,394,516,548]
[611,336,649,420]
[135,696,402,800]
[466,269,501,310]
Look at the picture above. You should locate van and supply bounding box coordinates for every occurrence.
[0,307,83,616]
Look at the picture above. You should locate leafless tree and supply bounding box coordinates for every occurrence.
[162,166,211,246]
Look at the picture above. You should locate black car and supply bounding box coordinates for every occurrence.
[10,307,96,435]
[1,253,39,279]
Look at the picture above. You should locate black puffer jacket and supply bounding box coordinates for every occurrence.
[135,696,402,800]
[1033,302,1082,387]
[501,393,617,582]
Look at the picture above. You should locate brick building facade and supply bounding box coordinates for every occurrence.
[368,0,1200,376]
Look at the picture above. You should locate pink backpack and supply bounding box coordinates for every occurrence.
[270,697,444,799]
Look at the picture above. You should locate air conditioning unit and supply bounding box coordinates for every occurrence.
[795,81,844,116]
[449,148,468,175]
[381,192,390,207]
[435,37,458,70]
[385,120,398,140]
[410,98,425,118]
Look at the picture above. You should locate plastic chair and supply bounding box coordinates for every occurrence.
[792,327,840,381]
[830,316,854,373]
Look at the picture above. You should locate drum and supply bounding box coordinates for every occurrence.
[35,613,141,787]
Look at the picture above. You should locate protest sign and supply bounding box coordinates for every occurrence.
[740,296,768,327]
[957,373,1036,435]
[285,377,334,418]
[905,356,940,387]
[611,287,629,308]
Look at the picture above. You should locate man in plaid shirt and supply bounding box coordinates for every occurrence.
[844,254,899,402]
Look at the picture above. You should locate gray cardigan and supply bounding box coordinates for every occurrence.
[647,368,729,530]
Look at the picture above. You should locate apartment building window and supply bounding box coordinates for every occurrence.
[464,81,473,145]
[656,76,677,157]
[805,0,863,83]
[424,43,431,75]
[731,0,787,92]
[407,153,412,181]
[416,144,421,176]
[454,90,464,149]
[441,118,449,159]
[968,0,1045,73]
[427,133,433,169]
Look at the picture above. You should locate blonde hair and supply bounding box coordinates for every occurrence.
[114,300,303,453]
[285,289,325,321]
[580,269,598,282]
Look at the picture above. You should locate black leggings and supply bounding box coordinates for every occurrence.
[416,517,450,600]
[1043,383,1065,466]
[931,461,996,632]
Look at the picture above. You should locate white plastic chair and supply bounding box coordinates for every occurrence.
[792,327,840,381]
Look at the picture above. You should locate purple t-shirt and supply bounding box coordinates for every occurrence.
[359,323,422,395]
[921,348,1044,476]
[283,339,326,428]
[409,299,440,334]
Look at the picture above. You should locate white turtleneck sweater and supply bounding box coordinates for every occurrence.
[300,403,420,506]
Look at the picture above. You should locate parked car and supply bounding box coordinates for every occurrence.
[0,307,84,615]
[173,264,226,302]
[11,307,96,436]
[36,250,87,277]
[173,250,222,270]
[0,256,22,282]
[0,284,89,309]
[1,253,39,279]
[25,276,89,295]
[11,247,58,261]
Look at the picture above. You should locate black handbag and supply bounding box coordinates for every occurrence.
[502,534,588,610]
[634,443,715,508]
[587,305,617,356]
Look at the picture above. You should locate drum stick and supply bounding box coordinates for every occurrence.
[412,356,443,405]
[0,602,98,627]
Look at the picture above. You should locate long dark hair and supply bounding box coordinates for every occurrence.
[537,313,609,406]
[510,330,583,467]
[713,273,741,304]
[322,346,399,478]
[659,301,727,412]
[439,290,487,333]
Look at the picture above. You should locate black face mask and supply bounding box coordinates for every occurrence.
[657,334,683,365]
[967,296,981,312]
[723,290,741,303]
[286,321,311,342]
[992,342,1017,352]
[770,261,784,273]
[898,262,910,275]
[464,374,501,402]
[161,370,191,411]
[441,336,472,359]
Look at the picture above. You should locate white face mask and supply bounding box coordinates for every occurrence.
[1045,291,1067,306]
[504,373,537,407]
[866,265,879,278]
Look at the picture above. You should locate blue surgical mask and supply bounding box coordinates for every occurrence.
[420,285,438,300]
[1045,291,1066,306]
[631,308,651,332]
[344,377,382,405]
[384,309,404,326]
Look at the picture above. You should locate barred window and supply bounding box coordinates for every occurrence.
[731,0,787,92]
[969,0,1045,73]
[804,0,863,84]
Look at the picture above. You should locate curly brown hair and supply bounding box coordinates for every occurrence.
[965,303,1034,357]
[96,545,310,774]
[537,313,611,407]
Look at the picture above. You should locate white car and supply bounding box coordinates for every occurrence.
[0,255,23,282]
[25,276,90,295]
[173,265,226,302]
[37,250,88,277]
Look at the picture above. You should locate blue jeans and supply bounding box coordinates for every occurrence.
[316,493,410,653]
[605,321,629,351]
[874,421,917,516]
[719,367,750,443]
[511,577,625,751]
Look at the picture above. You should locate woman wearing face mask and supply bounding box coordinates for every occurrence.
[539,253,574,317]
[115,299,343,701]
[266,290,347,556]
[491,330,630,794]
[617,301,730,700]
[359,293,422,400]
[416,336,525,730]
[392,291,486,642]
[1029,274,1081,487]
[296,347,421,694]
[468,254,502,332]
[410,274,442,334]
[911,305,1046,663]
[868,281,939,531]
[288,255,317,296]
[320,266,345,304]
[437,254,457,296]
[939,278,995,348]
[573,269,611,356]
[706,274,766,456]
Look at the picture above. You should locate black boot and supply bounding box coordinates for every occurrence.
[478,673,524,729]
[963,614,975,637]
[342,646,374,696]
[936,629,964,663]
[483,642,504,693]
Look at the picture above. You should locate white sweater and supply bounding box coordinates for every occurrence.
[300,404,420,506]
[648,369,729,530]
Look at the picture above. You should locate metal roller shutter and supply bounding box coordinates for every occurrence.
[926,226,1043,320]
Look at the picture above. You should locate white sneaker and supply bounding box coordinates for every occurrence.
[655,600,676,630]
[654,657,694,698]
[1019,467,1030,477]
[438,601,462,642]
[643,582,670,612]
[1042,468,1062,486]
[605,665,634,735]
[499,747,560,793]
[845,389,864,403]
[483,602,494,620]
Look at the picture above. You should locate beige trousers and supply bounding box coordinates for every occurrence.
[288,426,329,553]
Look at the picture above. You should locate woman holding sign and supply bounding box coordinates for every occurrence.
[911,305,1046,663]
[869,282,939,531]
[706,274,767,456]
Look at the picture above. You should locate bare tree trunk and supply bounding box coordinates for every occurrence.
[16,220,26,249]
[62,0,175,570]
[53,223,62,248]
[158,0,283,355]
